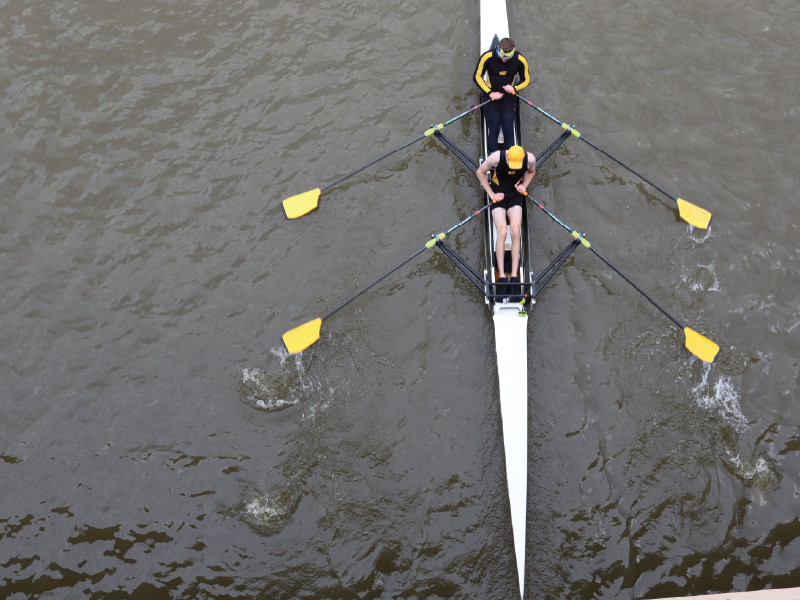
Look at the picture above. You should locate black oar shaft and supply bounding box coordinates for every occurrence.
[321,135,425,193]
[515,95,561,127]
[527,196,684,330]
[322,246,428,321]
[320,99,493,194]
[516,94,678,203]
[444,196,498,235]
[442,98,493,126]
[579,138,676,202]
[323,191,501,322]
[587,247,683,329]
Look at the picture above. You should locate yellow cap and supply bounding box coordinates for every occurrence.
[507,146,525,170]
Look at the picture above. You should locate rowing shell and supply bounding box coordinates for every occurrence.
[479,0,530,597]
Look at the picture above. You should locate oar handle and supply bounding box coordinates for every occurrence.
[444,197,499,236]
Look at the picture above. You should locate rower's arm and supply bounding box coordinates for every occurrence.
[473,51,492,94]
[476,152,501,199]
[514,53,531,92]
[519,153,537,190]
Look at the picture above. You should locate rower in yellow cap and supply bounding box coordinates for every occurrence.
[476,145,537,298]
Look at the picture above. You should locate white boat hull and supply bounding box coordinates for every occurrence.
[493,308,528,599]
[479,0,530,597]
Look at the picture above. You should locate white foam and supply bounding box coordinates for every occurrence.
[691,362,748,432]
[725,453,771,481]
[241,343,336,417]
[690,261,720,293]
[688,223,712,244]
[240,366,299,411]
[724,452,776,501]
[269,346,289,365]
[269,344,322,395]
[245,495,282,522]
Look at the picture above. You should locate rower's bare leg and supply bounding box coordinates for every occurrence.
[507,205,523,278]
[491,207,508,278]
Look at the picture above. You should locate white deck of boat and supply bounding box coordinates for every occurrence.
[492,307,528,599]
[479,1,529,599]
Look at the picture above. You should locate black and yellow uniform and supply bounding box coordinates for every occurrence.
[473,49,531,112]
[490,150,529,212]
[474,48,531,153]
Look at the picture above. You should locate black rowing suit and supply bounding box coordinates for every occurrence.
[490,150,529,211]
[473,49,531,113]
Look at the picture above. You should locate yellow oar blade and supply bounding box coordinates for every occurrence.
[282,188,321,219]
[282,318,322,354]
[684,327,719,363]
[677,198,712,229]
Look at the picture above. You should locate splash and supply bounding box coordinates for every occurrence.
[270,345,325,396]
[245,494,283,521]
[691,361,748,432]
[240,345,335,418]
[690,261,720,293]
[241,488,301,535]
[723,453,778,494]
[688,222,712,244]
[240,366,300,410]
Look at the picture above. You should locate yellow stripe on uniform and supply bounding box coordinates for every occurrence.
[473,51,493,94]
[514,54,531,92]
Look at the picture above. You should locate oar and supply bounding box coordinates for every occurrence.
[527,195,720,362]
[282,99,495,219]
[516,94,712,229]
[282,197,502,353]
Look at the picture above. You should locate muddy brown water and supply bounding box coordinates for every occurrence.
[1,0,798,598]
